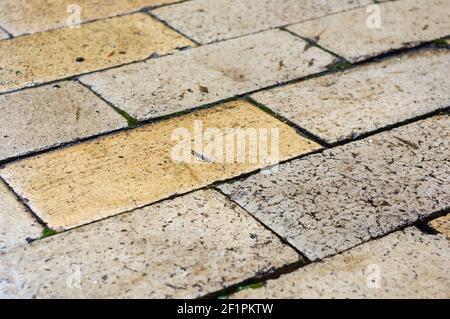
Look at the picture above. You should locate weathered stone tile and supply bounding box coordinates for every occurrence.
[0,100,319,230]
[0,13,193,94]
[0,180,42,255]
[429,214,450,238]
[218,115,450,261]
[252,49,450,143]
[0,190,299,298]
[0,81,127,161]
[80,29,334,121]
[0,0,180,36]
[153,0,372,44]
[0,28,8,40]
[232,228,450,298]
[287,0,450,62]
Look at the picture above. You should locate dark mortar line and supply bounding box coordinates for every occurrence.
[0,24,13,38]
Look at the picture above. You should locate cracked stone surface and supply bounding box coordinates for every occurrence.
[287,0,450,62]
[0,81,127,161]
[153,0,371,44]
[430,214,450,238]
[218,115,450,261]
[0,13,193,94]
[0,190,299,298]
[80,29,334,121]
[0,180,42,255]
[232,227,450,298]
[251,49,450,144]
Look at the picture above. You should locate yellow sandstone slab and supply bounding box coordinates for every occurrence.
[0,100,320,230]
[0,0,180,36]
[0,13,193,93]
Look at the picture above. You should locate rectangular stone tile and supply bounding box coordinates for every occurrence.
[287,0,450,62]
[0,81,127,161]
[0,190,299,298]
[251,49,450,144]
[232,228,450,298]
[0,0,180,36]
[0,13,193,94]
[0,100,319,230]
[0,180,42,255]
[218,115,450,261]
[429,214,450,238]
[153,0,372,44]
[80,29,335,121]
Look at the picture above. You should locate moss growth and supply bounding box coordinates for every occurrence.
[40,227,58,239]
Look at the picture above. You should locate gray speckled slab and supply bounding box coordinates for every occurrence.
[218,115,450,261]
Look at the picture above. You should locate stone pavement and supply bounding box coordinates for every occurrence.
[0,0,449,299]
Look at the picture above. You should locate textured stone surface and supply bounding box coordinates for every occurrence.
[218,115,450,261]
[288,0,450,62]
[0,100,319,230]
[430,214,450,238]
[232,228,450,298]
[0,81,126,161]
[0,180,42,255]
[0,0,180,36]
[80,29,334,121]
[0,28,8,39]
[0,190,299,298]
[153,0,371,44]
[0,13,193,93]
[252,49,450,143]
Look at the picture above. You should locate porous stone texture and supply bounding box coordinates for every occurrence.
[0,13,193,93]
[0,190,300,298]
[251,49,450,143]
[287,0,450,62]
[0,180,42,255]
[232,228,450,298]
[80,29,335,121]
[0,0,180,36]
[0,100,319,230]
[218,115,450,261]
[0,81,127,161]
[153,0,372,44]
[429,214,450,238]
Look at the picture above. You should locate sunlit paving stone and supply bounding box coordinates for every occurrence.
[287,0,450,62]
[0,13,194,93]
[429,214,450,238]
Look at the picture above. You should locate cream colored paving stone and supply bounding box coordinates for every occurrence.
[287,0,450,62]
[0,81,127,161]
[0,190,300,298]
[0,100,319,230]
[0,180,42,255]
[80,29,335,121]
[251,49,450,144]
[0,0,180,36]
[0,13,193,94]
[153,0,372,44]
[232,228,450,298]
[429,214,450,238]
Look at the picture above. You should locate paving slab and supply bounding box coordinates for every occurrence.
[0,190,299,298]
[429,214,450,238]
[0,81,127,161]
[0,180,42,255]
[80,29,335,121]
[218,115,450,261]
[0,100,319,230]
[287,0,450,62]
[153,0,372,44]
[0,29,8,40]
[0,0,180,36]
[0,13,193,94]
[251,49,450,144]
[232,228,450,298]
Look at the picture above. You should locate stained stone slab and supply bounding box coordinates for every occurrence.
[0,81,127,161]
[218,115,450,261]
[0,13,193,94]
[0,100,319,230]
[0,180,42,254]
[232,228,450,298]
[0,190,299,298]
[430,215,450,238]
[80,29,334,121]
[287,0,450,62]
[153,0,371,44]
[0,0,180,36]
[251,49,450,144]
